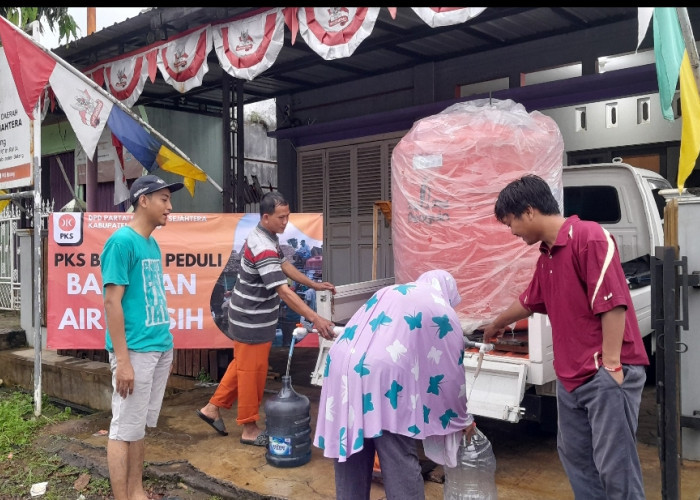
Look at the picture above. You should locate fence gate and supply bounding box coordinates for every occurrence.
[0,200,53,311]
[0,204,22,310]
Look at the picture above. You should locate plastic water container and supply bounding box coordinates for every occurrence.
[264,375,312,467]
[443,427,498,499]
[272,328,284,347]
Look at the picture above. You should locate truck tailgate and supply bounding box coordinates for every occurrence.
[463,352,529,422]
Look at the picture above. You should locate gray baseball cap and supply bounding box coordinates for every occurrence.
[129,174,184,206]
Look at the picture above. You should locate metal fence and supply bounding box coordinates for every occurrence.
[0,200,53,310]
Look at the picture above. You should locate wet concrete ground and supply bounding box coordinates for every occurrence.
[40,344,700,499]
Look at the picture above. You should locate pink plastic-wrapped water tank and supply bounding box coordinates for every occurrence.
[391,98,564,332]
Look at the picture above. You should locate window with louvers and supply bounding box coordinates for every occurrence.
[387,140,398,203]
[299,151,324,213]
[327,148,352,218]
[297,135,404,284]
[357,144,382,216]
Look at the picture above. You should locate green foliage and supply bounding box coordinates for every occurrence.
[0,390,71,456]
[0,390,94,499]
[0,388,218,498]
[86,476,112,497]
[0,391,37,453]
[196,367,214,383]
[0,7,79,45]
[0,446,114,499]
[247,111,270,130]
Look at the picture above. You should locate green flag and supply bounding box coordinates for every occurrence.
[653,7,685,121]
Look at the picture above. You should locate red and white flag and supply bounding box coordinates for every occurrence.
[156,26,211,93]
[103,53,150,108]
[50,64,113,159]
[0,16,111,158]
[213,8,284,81]
[0,16,55,119]
[298,7,380,60]
[411,7,486,28]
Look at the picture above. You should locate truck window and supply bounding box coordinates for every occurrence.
[645,177,672,221]
[563,186,621,223]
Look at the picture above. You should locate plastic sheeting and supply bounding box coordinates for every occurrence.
[391,98,564,332]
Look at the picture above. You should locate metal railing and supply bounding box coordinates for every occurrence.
[0,199,53,310]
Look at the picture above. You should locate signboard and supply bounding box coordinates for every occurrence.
[0,47,32,189]
[46,212,324,349]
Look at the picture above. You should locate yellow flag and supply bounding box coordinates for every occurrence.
[677,52,700,191]
[0,190,8,213]
[155,145,208,197]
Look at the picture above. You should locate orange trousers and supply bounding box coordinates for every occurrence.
[209,340,271,425]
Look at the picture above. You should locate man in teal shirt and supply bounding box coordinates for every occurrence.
[101,174,183,500]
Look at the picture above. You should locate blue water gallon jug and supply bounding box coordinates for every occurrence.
[264,375,312,467]
[272,328,284,347]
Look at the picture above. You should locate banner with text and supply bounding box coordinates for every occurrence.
[47,212,324,350]
[0,47,32,189]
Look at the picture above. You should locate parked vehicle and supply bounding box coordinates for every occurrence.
[310,161,670,424]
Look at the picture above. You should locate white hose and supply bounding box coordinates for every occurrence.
[293,326,345,339]
[464,340,494,401]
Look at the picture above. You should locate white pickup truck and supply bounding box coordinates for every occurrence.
[310,161,671,425]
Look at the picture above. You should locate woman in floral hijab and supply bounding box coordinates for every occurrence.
[314,269,474,500]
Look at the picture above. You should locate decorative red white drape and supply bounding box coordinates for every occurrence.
[103,53,151,108]
[212,8,285,81]
[156,26,211,93]
[83,7,487,105]
[411,7,487,28]
[297,7,380,60]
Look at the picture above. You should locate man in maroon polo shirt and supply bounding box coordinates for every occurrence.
[483,174,648,500]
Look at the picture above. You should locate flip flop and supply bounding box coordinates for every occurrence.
[196,410,228,436]
[240,432,268,447]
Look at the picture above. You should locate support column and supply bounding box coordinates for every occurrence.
[86,153,98,211]
[222,72,234,213]
[235,80,245,212]
[85,9,98,212]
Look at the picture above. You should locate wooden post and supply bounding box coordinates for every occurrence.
[85,9,98,211]
[87,8,96,35]
[372,204,378,280]
[372,201,392,280]
[86,152,98,211]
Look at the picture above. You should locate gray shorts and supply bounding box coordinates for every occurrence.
[108,349,173,442]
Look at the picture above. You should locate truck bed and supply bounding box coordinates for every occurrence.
[311,277,652,423]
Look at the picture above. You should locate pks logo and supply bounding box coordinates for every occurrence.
[53,213,83,246]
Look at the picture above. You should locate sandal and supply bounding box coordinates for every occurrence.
[240,432,268,447]
[196,410,228,436]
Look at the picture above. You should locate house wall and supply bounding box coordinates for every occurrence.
[39,107,277,214]
[279,20,640,133]
[145,107,224,213]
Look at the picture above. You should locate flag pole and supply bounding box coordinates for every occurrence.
[30,20,43,418]
[0,16,223,193]
[677,8,700,92]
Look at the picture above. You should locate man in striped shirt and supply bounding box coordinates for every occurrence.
[197,192,336,446]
